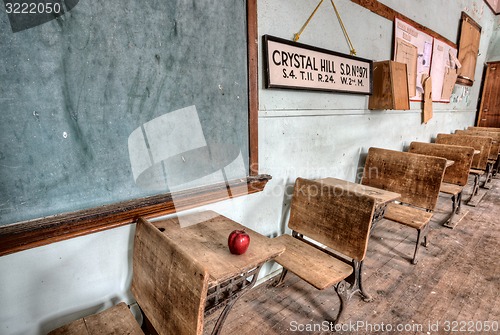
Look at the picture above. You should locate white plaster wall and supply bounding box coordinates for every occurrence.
[0,1,497,334]
[486,17,500,61]
[0,225,136,335]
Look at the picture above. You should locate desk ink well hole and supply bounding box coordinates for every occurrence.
[158,227,165,232]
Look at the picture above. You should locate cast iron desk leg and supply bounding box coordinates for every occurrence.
[208,265,263,335]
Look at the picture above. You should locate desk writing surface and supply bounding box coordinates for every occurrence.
[150,211,284,286]
[317,178,400,205]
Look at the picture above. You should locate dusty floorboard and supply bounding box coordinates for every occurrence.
[204,178,499,335]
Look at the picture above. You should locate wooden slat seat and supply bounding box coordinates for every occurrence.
[362,147,447,263]
[48,302,143,335]
[274,234,353,290]
[440,182,463,196]
[408,142,474,227]
[274,178,377,325]
[469,169,485,175]
[48,219,210,335]
[384,203,433,229]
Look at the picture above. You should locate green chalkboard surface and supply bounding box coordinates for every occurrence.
[0,0,249,226]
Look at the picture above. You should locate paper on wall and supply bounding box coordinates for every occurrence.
[430,38,458,102]
[395,38,418,97]
[422,75,433,124]
[441,68,458,100]
[394,18,433,101]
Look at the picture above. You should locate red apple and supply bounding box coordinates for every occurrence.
[228,229,250,255]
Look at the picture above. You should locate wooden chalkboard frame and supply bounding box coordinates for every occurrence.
[350,0,456,49]
[0,0,263,256]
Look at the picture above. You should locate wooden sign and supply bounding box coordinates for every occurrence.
[422,75,433,124]
[263,35,373,94]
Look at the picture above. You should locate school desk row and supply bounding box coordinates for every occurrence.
[47,126,500,335]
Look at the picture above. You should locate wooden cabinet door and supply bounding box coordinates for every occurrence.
[456,12,481,86]
[477,61,500,127]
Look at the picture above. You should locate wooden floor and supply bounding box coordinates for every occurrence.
[204,178,500,335]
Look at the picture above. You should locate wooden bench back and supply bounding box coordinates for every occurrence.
[436,134,492,170]
[408,142,475,186]
[361,147,446,211]
[288,178,376,262]
[132,218,209,335]
[468,126,500,132]
[455,130,500,160]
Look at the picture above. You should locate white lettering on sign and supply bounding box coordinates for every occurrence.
[264,35,372,94]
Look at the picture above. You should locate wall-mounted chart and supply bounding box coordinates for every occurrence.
[430,38,459,102]
[393,18,433,101]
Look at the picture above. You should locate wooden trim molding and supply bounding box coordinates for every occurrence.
[248,0,259,176]
[351,0,457,48]
[484,0,500,15]
[0,175,272,257]
[460,11,482,31]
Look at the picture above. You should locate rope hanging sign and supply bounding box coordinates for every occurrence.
[294,0,357,56]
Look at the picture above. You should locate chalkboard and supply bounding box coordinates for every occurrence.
[0,0,249,226]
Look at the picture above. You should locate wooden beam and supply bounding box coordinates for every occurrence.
[0,175,271,257]
[484,0,500,15]
[351,0,457,48]
[248,0,259,176]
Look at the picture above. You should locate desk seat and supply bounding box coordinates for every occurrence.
[361,147,447,264]
[274,234,353,290]
[440,182,463,196]
[273,178,377,324]
[383,203,433,229]
[408,142,474,228]
[48,303,143,335]
[436,134,493,199]
[469,169,485,176]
